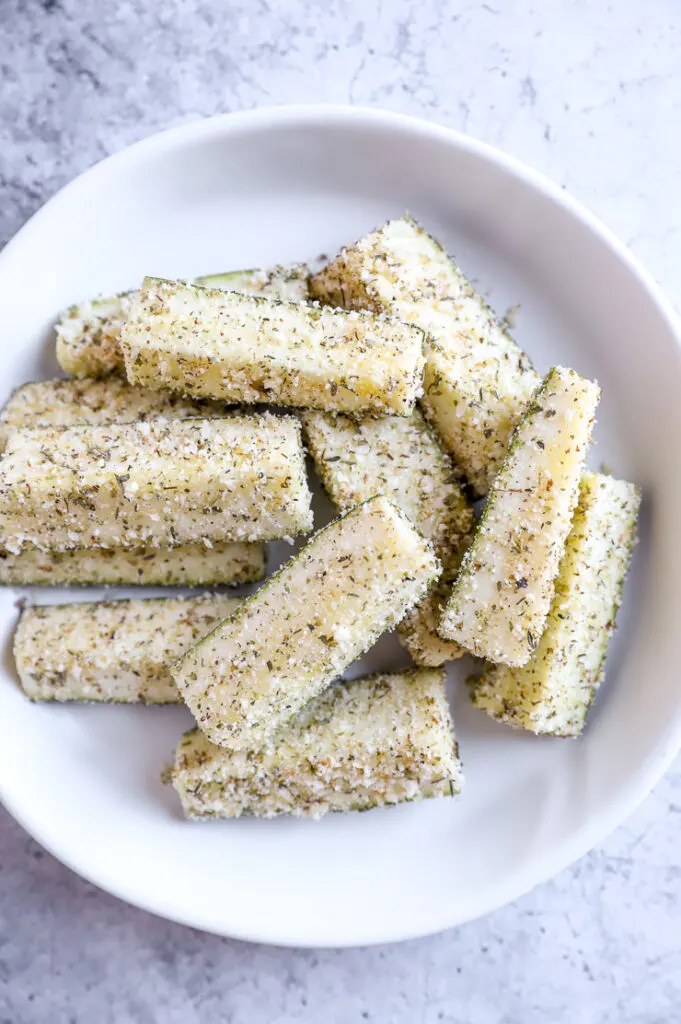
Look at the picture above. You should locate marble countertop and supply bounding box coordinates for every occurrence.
[1,0,680,1021]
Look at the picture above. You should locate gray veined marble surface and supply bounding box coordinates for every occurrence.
[1,0,681,1021]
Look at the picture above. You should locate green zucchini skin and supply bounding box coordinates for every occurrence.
[196,264,310,301]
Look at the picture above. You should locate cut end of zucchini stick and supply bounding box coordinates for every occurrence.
[14,595,240,703]
[0,540,265,587]
[56,294,129,378]
[302,408,473,665]
[171,668,463,820]
[172,495,441,751]
[196,263,310,301]
[55,264,311,379]
[120,277,425,416]
[0,413,312,554]
[397,580,468,667]
[439,367,600,667]
[310,214,540,495]
[470,473,640,736]
[0,377,233,452]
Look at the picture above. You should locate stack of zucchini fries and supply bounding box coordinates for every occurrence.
[5,217,639,821]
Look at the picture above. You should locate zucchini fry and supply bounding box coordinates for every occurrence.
[470,473,640,735]
[0,377,231,451]
[14,595,240,703]
[302,408,474,665]
[310,215,540,495]
[439,367,600,667]
[0,540,264,587]
[0,413,311,553]
[171,668,463,819]
[120,277,425,416]
[56,264,311,378]
[172,496,440,750]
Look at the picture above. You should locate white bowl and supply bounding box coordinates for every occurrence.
[0,106,679,948]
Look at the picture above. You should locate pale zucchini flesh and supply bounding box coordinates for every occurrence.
[302,408,474,665]
[0,539,265,587]
[439,367,600,667]
[120,277,425,416]
[171,496,441,751]
[196,263,310,301]
[0,413,312,553]
[171,668,463,819]
[470,473,640,736]
[0,377,232,451]
[14,595,240,703]
[55,264,311,379]
[310,215,540,495]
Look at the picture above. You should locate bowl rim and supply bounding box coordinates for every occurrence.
[1,103,680,947]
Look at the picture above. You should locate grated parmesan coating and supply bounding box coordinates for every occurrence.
[439,367,600,667]
[171,496,441,751]
[14,594,240,703]
[0,413,312,554]
[55,264,311,379]
[301,408,474,665]
[310,215,541,496]
[0,539,265,587]
[120,277,425,416]
[470,473,640,736]
[171,668,463,819]
[0,377,233,451]
[56,294,130,378]
[398,575,471,668]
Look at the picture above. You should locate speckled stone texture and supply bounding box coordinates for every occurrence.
[1,0,680,1021]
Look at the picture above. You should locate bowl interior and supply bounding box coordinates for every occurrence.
[0,108,679,946]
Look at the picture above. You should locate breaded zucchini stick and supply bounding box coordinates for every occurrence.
[172,496,440,750]
[0,413,311,553]
[171,668,463,819]
[302,409,474,665]
[0,377,232,451]
[0,539,265,587]
[14,595,240,703]
[439,367,600,667]
[55,264,310,378]
[120,278,425,416]
[469,473,640,736]
[0,380,264,582]
[310,215,540,495]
